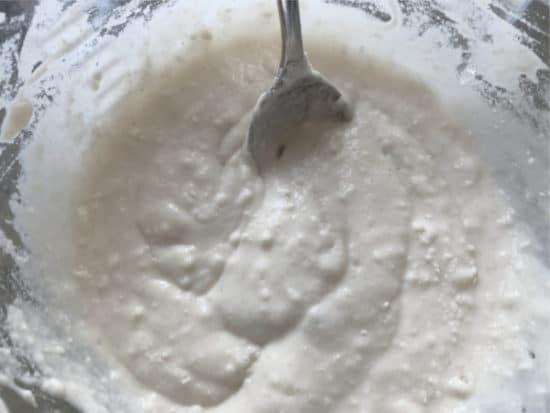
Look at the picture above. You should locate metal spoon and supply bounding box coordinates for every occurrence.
[245,0,351,167]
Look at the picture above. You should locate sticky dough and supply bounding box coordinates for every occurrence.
[18,38,541,413]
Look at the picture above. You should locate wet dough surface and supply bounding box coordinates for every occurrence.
[15,37,539,413]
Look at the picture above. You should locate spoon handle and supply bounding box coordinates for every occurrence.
[278,0,306,68]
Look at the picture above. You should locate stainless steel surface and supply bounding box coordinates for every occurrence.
[246,0,350,167]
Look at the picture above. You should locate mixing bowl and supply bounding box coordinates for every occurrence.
[0,0,548,411]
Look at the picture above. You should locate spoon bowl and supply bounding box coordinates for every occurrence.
[245,0,351,167]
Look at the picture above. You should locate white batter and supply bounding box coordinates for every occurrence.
[2,2,549,413]
[16,39,539,412]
